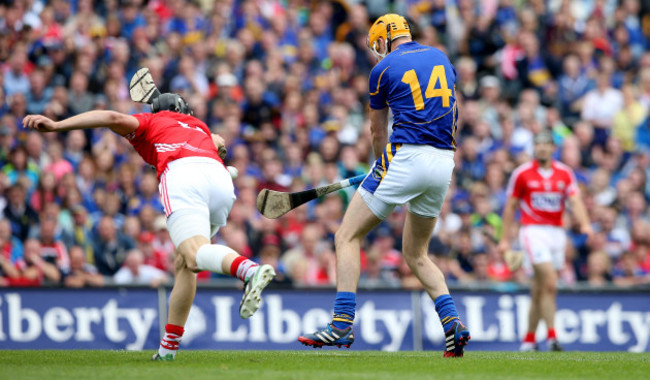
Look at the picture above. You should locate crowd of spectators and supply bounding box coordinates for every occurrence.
[1,0,650,289]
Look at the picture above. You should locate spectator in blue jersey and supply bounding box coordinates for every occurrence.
[515,31,559,93]
[3,145,40,193]
[3,183,38,241]
[558,54,594,123]
[119,1,146,40]
[93,216,135,276]
[127,171,164,216]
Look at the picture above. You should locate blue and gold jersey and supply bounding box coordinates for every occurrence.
[369,41,458,150]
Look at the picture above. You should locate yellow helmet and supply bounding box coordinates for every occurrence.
[367,14,411,60]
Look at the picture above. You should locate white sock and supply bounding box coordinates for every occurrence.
[158,325,184,357]
[241,263,258,282]
[195,244,236,274]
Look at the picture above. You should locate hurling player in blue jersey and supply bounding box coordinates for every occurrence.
[299,14,470,357]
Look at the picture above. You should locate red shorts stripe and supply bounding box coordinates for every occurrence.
[522,230,534,264]
[161,170,172,217]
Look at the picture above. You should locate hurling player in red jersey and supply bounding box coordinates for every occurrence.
[498,130,593,352]
[24,93,276,361]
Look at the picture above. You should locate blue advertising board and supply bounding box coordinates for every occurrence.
[1,288,648,352]
[420,292,650,352]
[0,288,160,350]
[181,290,414,351]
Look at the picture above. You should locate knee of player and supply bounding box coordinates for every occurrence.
[541,279,557,294]
[402,242,427,260]
[334,229,351,247]
[173,253,186,272]
[174,248,200,272]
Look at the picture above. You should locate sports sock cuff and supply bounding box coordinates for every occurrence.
[196,244,236,274]
[165,324,185,336]
[524,332,536,343]
[434,294,460,331]
[332,313,354,322]
[230,256,246,277]
[547,328,556,340]
[333,292,357,328]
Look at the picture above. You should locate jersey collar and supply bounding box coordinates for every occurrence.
[395,41,417,51]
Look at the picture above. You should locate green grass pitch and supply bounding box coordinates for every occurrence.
[2,350,649,380]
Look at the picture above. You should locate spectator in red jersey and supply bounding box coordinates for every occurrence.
[36,214,69,279]
[152,215,174,268]
[44,141,73,182]
[138,231,171,273]
[7,239,61,287]
[30,171,58,213]
[0,218,23,284]
[360,252,400,289]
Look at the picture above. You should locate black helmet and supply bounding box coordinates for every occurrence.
[151,93,193,115]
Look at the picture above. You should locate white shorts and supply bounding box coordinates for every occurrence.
[519,225,567,270]
[160,157,236,246]
[359,144,454,219]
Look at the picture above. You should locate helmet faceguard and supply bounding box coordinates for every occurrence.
[367,14,411,61]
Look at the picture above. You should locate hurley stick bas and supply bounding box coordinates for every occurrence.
[257,174,366,219]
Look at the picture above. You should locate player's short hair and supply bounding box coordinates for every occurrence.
[533,130,554,145]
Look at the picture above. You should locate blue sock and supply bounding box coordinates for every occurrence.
[332,292,356,329]
[434,294,460,331]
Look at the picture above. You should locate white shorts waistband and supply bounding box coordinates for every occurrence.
[398,144,455,158]
[167,156,222,169]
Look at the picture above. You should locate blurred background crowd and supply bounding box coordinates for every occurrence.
[1,0,649,289]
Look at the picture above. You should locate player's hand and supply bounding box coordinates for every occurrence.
[211,133,227,159]
[23,115,57,132]
[581,224,594,239]
[497,240,510,256]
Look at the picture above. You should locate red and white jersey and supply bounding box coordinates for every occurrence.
[129,111,223,178]
[506,160,579,227]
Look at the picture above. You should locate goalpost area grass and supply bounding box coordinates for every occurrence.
[1,350,649,380]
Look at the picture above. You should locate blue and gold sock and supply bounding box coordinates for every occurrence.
[332,292,356,329]
[434,294,460,331]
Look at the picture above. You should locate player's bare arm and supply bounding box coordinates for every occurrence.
[23,110,139,136]
[568,194,593,237]
[498,196,519,253]
[369,107,389,158]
